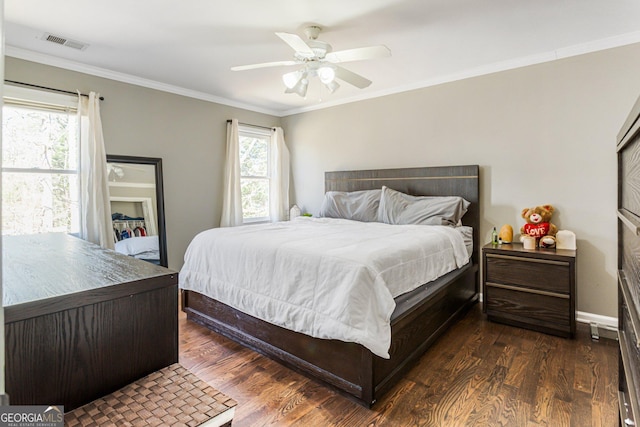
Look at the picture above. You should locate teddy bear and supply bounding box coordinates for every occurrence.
[520,204,558,248]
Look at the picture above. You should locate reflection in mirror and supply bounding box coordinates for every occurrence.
[106,155,168,267]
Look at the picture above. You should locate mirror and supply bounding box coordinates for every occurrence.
[106,155,168,267]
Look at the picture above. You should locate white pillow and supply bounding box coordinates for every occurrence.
[377,186,470,226]
[115,235,159,256]
[319,189,382,222]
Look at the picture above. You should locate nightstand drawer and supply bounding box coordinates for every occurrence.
[485,253,570,294]
[485,285,570,328]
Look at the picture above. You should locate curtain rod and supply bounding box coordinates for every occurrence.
[227,119,275,131]
[4,80,105,101]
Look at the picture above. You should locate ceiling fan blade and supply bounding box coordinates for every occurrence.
[326,45,391,63]
[335,66,372,89]
[231,60,298,71]
[275,32,315,57]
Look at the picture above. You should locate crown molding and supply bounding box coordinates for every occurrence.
[280,31,640,116]
[8,30,640,118]
[5,46,282,117]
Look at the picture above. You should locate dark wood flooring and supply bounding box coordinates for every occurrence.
[179,303,619,426]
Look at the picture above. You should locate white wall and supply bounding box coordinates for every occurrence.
[282,43,640,318]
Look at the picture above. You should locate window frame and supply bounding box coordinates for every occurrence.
[2,85,81,235]
[238,125,272,224]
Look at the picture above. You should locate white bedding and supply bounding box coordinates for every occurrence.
[179,217,470,358]
[115,235,160,260]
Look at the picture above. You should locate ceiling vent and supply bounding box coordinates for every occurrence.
[41,33,89,51]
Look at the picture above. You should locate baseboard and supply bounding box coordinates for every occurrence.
[576,311,618,330]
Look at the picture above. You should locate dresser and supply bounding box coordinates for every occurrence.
[617,93,640,426]
[3,233,178,411]
[482,242,576,338]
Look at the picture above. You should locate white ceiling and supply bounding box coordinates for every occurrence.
[5,0,640,116]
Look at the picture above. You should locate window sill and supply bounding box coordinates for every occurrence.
[243,218,271,225]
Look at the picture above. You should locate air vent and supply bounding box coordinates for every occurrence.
[45,34,66,45]
[41,33,89,51]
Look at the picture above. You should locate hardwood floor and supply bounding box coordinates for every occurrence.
[179,303,619,426]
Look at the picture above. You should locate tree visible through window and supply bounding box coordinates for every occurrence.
[239,127,270,222]
[2,101,80,235]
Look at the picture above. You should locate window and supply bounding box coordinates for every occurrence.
[239,126,271,223]
[2,87,80,235]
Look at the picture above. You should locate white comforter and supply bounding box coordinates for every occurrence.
[179,217,470,358]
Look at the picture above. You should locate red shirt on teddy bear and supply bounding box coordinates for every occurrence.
[523,222,551,238]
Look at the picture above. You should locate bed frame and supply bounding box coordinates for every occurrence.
[182,165,480,407]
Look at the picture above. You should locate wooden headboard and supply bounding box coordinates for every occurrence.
[325,165,480,264]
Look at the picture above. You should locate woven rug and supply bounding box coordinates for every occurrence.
[65,363,236,427]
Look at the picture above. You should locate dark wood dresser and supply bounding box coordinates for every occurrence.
[617,93,640,426]
[482,242,576,338]
[3,233,178,411]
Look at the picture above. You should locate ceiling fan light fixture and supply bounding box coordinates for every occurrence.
[317,65,336,84]
[282,70,303,89]
[324,80,340,94]
[294,78,309,97]
[284,76,309,97]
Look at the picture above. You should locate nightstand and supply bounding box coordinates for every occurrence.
[482,242,576,338]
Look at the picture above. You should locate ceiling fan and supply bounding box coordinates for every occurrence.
[231,26,391,97]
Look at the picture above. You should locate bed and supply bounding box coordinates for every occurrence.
[181,165,480,407]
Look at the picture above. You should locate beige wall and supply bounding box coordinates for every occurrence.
[282,43,640,318]
[8,41,640,318]
[5,57,281,270]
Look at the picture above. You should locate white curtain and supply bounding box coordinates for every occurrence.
[78,92,114,249]
[220,119,243,227]
[270,127,290,222]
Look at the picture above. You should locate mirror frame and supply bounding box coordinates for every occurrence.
[106,154,168,267]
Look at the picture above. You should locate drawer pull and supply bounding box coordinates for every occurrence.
[618,391,628,427]
[486,282,569,299]
[618,209,640,236]
[619,331,640,424]
[618,270,640,347]
[618,114,640,151]
[486,253,568,266]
